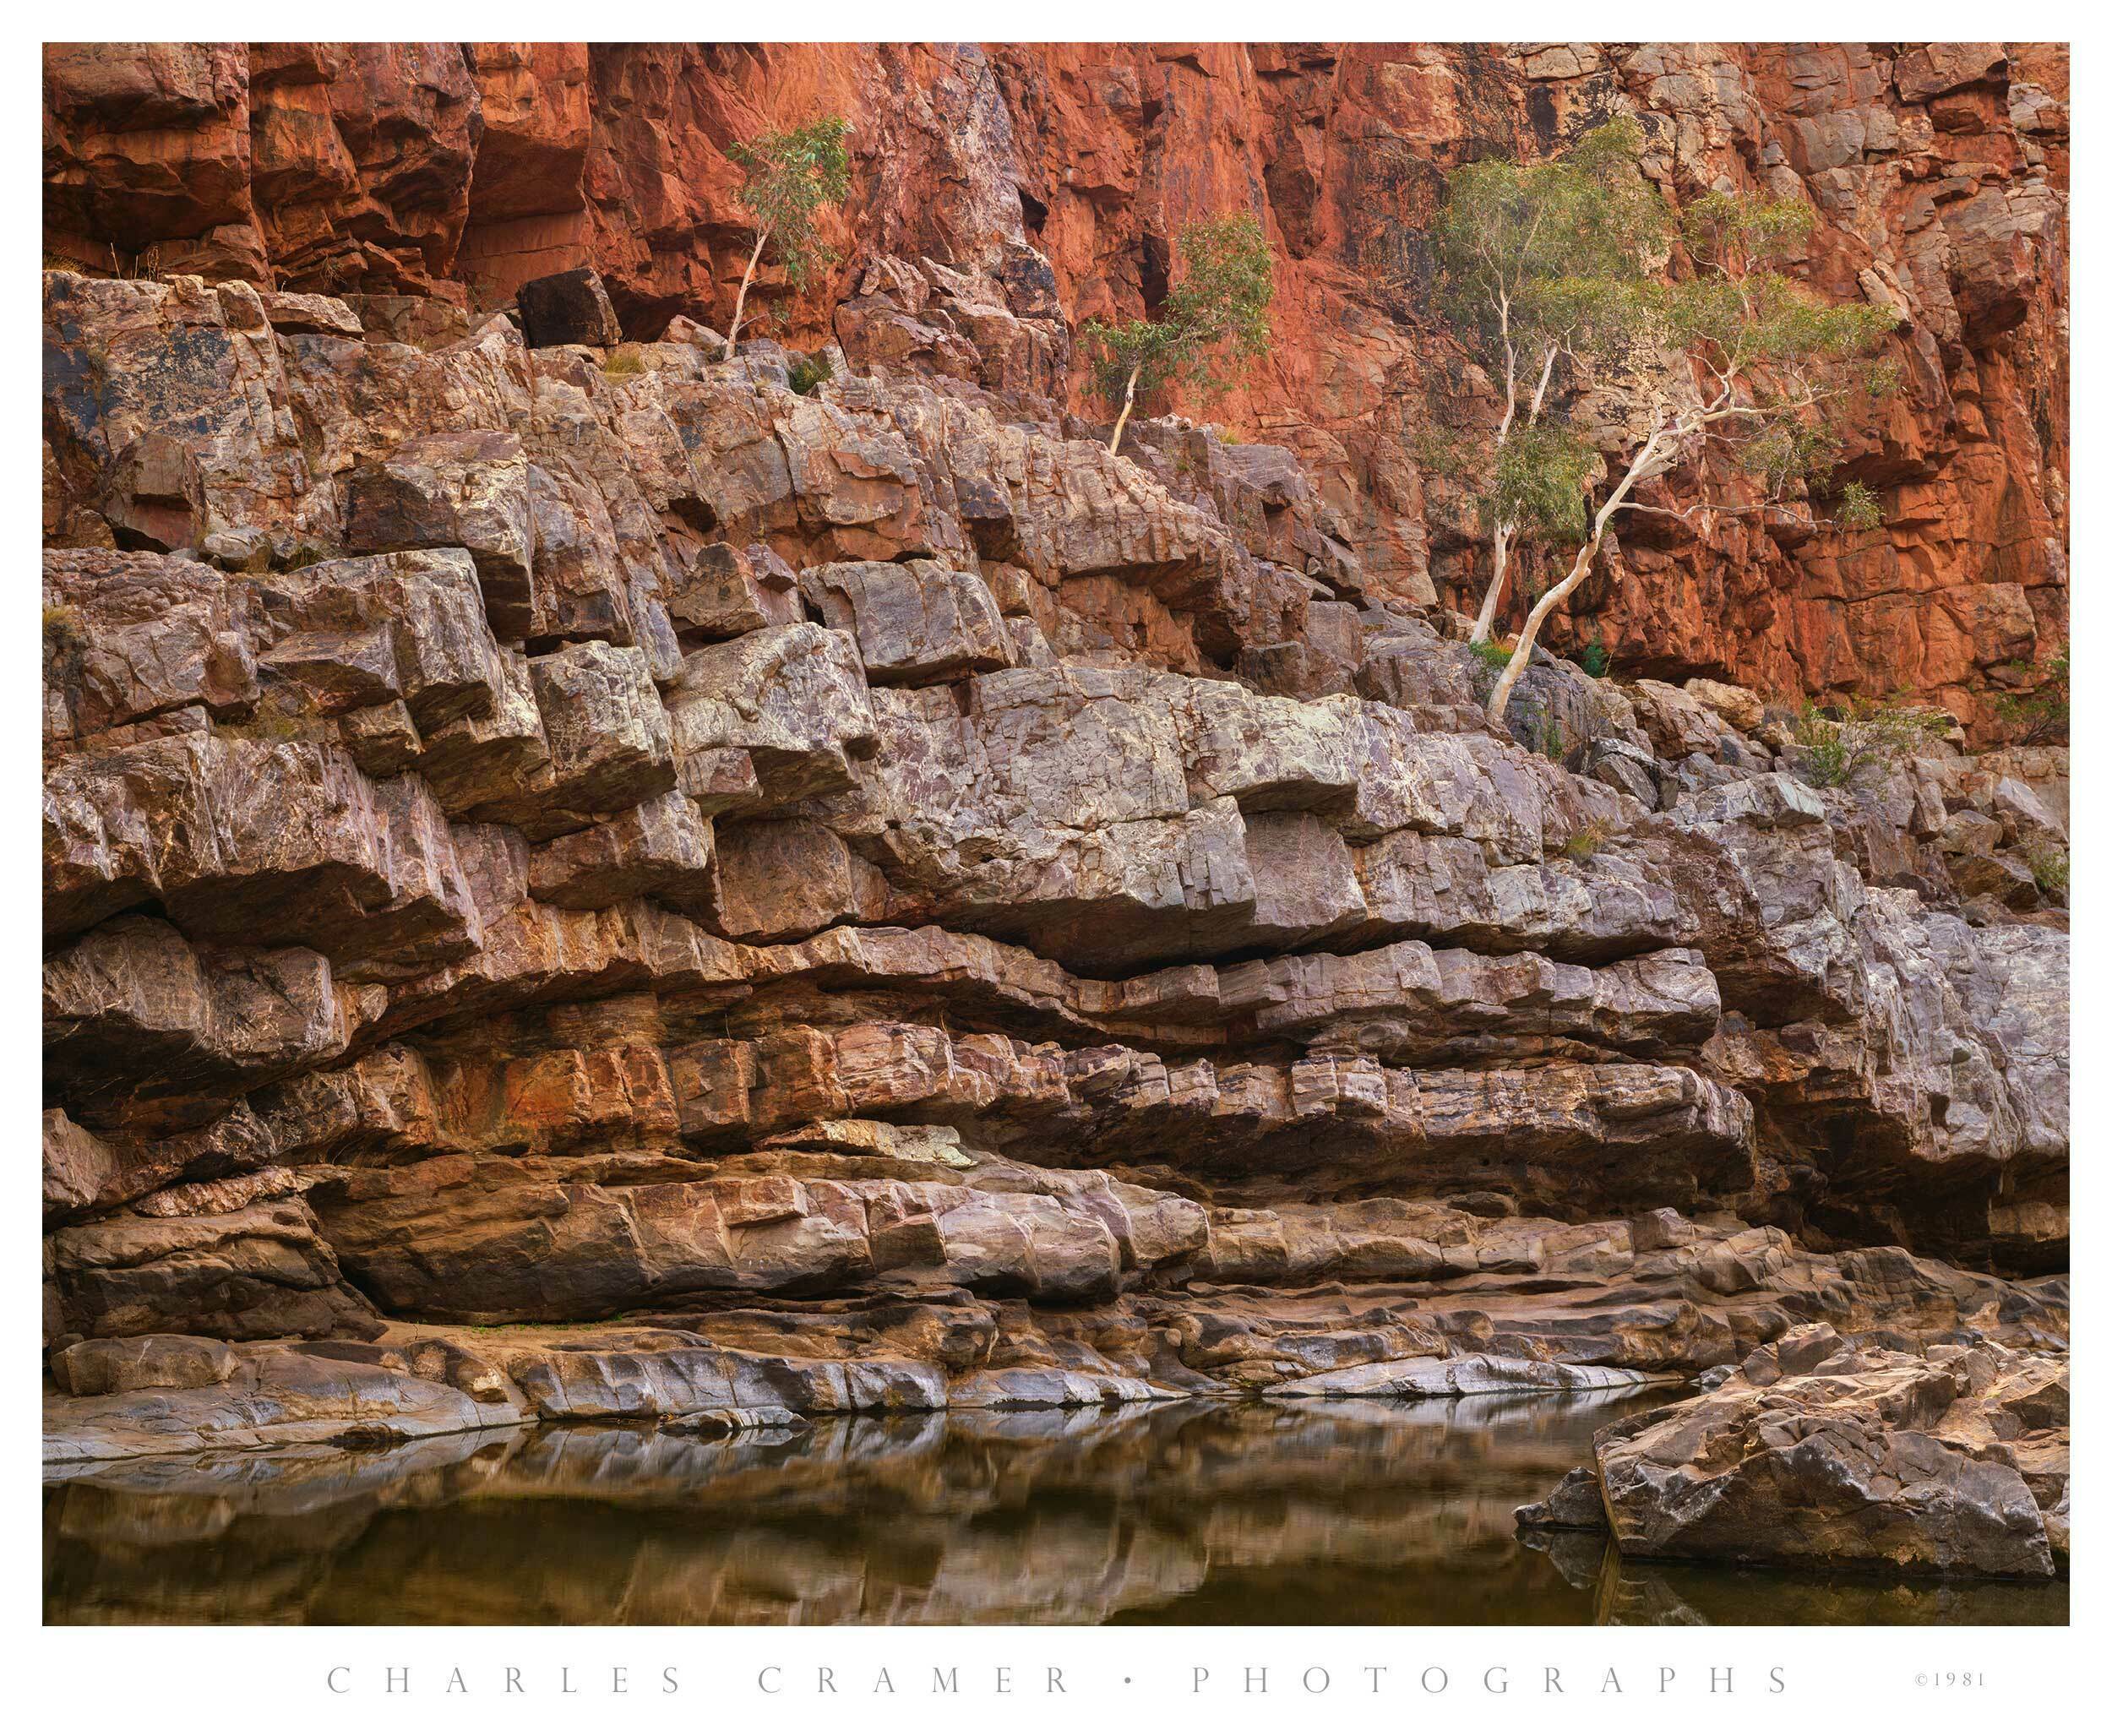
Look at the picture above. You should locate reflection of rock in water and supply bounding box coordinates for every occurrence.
[44,1393,2066,1626]
[1516,1531,2071,1627]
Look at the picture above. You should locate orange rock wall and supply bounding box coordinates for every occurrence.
[43,41,2067,732]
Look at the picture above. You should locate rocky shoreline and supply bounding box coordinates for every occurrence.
[42,41,2068,1600]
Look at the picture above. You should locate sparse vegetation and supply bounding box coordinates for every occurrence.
[2025,843,2070,902]
[787,349,835,396]
[42,602,82,651]
[1788,697,1944,789]
[1993,646,2069,744]
[1560,821,1613,862]
[724,116,852,355]
[1428,122,1902,724]
[1464,636,1515,701]
[1579,635,1610,679]
[1833,479,1884,531]
[601,346,645,378]
[1468,638,1516,672]
[1081,213,1275,457]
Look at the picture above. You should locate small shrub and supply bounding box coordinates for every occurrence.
[2025,844,2069,902]
[1992,646,2069,745]
[1834,479,1883,531]
[1465,636,1514,701]
[1789,697,1944,789]
[42,602,82,650]
[1579,635,1609,679]
[602,346,645,378]
[1536,715,1568,764]
[787,350,834,396]
[1560,822,1612,862]
[1468,639,1514,672]
[1791,725,1852,789]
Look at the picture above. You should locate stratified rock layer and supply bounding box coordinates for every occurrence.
[41,46,2066,1544]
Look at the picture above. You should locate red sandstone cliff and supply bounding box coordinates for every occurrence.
[44,41,2066,729]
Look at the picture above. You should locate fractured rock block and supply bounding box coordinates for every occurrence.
[707,819,890,942]
[44,915,367,1134]
[797,558,1013,683]
[524,462,639,647]
[515,266,622,350]
[43,547,259,744]
[665,623,877,813]
[664,541,802,643]
[248,1043,448,1165]
[47,1192,381,1343]
[528,788,716,916]
[1581,1346,2065,1580]
[248,547,508,729]
[340,433,535,639]
[517,638,667,836]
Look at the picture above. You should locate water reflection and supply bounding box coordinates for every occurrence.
[44,1393,2067,1625]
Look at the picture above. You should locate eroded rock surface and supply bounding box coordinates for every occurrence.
[41,42,2065,1554]
[41,42,2066,734]
[1519,1337,2069,1581]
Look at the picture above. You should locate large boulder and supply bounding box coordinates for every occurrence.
[1521,1342,2069,1580]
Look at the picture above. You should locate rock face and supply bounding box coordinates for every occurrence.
[1520,1336,2069,1581]
[43,42,2067,731]
[41,41,2066,1557]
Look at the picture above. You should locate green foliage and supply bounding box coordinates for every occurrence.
[1468,638,1516,672]
[1665,266,1898,379]
[1579,635,1609,678]
[1993,646,2069,744]
[787,350,835,395]
[1432,118,1666,358]
[1744,417,1842,496]
[2024,844,2069,902]
[1560,821,1612,862]
[1426,122,1663,548]
[1081,213,1275,413]
[727,116,852,290]
[1833,480,1883,531]
[1489,422,1598,541]
[1789,697,1943,789]
[1680,190,1818,272]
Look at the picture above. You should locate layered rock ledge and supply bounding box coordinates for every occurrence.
[41,44,2066,1586]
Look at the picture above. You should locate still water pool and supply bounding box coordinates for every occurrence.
[43,1390,2067,1624]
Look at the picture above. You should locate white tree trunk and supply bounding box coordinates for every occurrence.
[725,227,770,357]
[1467,341,1557,645]
[1485,422,1668,724]
[1105,362,1142,457]
[1470,520,1515,643]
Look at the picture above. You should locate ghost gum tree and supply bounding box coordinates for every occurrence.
[723,116,852,354]
[1429,120,1902,723]
[1082,214,1275,457]
[1429,118,1666,648]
